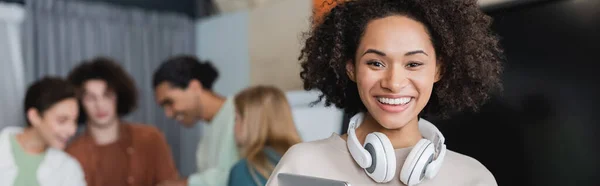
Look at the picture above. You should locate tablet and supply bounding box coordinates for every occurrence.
[278,173,351,186]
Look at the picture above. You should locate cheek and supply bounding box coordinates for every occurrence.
[356,69,381,94]
[234,122,243,137]
[411,71,438,109]
[171,103,185,113]
[41,121,60,138]
[82,100,96,113]
[107,97,118,112]
[413,69,438,95]
[171,98,188,112]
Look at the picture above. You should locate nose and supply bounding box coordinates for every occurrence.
[380,67,408,92]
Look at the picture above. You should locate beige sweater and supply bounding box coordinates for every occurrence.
[266,134,496,186]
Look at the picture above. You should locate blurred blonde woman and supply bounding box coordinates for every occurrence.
[228,86,302,186]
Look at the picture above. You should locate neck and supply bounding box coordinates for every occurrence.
[200,92,225,122]
[88,119,120,145]
[355,113,422,149]
[16,128,48,154]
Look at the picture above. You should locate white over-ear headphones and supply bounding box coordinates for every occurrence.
[346,112,447,186]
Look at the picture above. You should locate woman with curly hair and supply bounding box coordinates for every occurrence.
[267,0,503,185]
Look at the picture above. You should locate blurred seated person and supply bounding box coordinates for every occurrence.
[65,57,179,186]
[228,86,302,186]
[0,77,86,186]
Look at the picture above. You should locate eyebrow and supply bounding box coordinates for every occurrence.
[362,49,429,57]
[362,49,386,57]
[405,50,428,56]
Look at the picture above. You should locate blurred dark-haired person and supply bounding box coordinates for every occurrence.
[65,57,179,186]
[153,55,239,186]
[0,77,85,186]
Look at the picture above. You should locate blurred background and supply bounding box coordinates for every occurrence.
[0,0,598,185]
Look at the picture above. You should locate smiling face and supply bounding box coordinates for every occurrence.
[29,98,79,150]
[347,15,441,129]
[154,81,203,127]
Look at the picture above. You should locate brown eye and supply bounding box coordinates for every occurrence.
[406,62,423,68]
[367,60,385,68]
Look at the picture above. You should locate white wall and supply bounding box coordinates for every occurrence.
[248,0,311,91]
[196,11,250,96]
[286,90,345,142]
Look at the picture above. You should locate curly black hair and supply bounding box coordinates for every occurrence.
[301,0,504,118]
[67,57,138,123]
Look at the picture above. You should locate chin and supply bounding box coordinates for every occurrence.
[50,142,66,150]
[367,102,419,129]
[181,121,196,128]
[92,118,117,126]
[374,113,413,129]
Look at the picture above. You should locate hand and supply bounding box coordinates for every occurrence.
[156,179,188,186]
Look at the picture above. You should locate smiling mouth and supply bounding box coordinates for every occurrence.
[175,114,184,121]
[376,97,413,105]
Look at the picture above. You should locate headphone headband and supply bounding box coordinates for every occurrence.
[347,113,372,168]
[346,113,445,159]
[417,118,445,158]
[346,112,447,184]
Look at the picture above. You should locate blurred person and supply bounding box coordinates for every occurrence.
[65,57,179,186]
[266,0,504,185]
[228,86,302,186]
[153,55,239,186]
[0,77,85,186]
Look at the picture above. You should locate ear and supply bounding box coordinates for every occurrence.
[346,60,356,82]
[188,79,204,92]
[434,59,443,83]
[27,108,42,127]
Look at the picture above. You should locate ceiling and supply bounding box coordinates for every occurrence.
[0,0,556,19]
[210,0,552,15]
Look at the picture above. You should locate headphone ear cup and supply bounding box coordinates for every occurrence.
[363,132,396,183]
[400,139,435,186]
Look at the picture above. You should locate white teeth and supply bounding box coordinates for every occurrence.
[377,97,411,105]
[175,115,184,121]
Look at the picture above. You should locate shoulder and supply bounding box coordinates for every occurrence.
[275,134,347,171]
[442,150,497,185]
[230,159,250,176]
[62,154,84,172]
[0,126,22,144]
[231,159,249,170]
[266,135,349,186]
[65,133,88,157]
[287,135,344,157]
[228,159,253,185]
[47,149,84,174]
[0,126,22,135]
[127,123,161,134]
[127,123,164,139]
